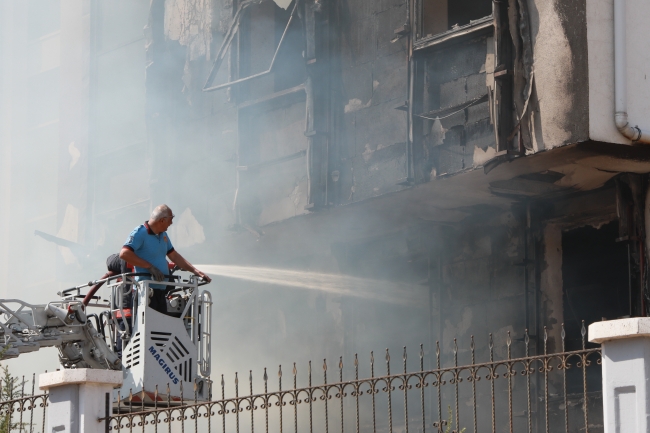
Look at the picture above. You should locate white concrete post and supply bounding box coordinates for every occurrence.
[39,369,123,433]
[589,318,650,433]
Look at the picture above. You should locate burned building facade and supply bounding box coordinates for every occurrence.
[2,0,650,426]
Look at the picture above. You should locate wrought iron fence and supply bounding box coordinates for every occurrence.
[0,373,48,433]
[107,322,603,433]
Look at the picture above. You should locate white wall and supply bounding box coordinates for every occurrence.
[588,0,650,144]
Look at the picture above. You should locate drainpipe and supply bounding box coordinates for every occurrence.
[614,0,650,143]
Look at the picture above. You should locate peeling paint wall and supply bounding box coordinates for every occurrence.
[164,0,213,61]
[526,0,589,151]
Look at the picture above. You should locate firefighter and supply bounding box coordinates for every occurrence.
[119,204,211,314]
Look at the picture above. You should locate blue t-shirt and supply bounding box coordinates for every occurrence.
[123,222,175,289]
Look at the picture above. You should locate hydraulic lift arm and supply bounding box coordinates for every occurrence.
[0,298,120,370]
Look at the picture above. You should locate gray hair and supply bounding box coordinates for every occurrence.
[151,204,173,221]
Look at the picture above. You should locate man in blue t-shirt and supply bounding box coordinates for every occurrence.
[119,204,211,313]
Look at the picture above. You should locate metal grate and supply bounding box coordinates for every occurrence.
[150,331,171,349]
[124,332,141,369]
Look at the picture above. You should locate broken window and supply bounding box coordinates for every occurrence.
[207,0,330,229]
[203,0,304,100]
[417,0,493,39]
[410,0,513,181]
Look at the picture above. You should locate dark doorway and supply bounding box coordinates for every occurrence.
[562,221,630,391]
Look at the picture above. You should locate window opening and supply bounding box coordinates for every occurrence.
[418,0,492,39]
[203,0,301,92]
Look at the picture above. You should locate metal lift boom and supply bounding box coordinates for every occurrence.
[0,272,212,405]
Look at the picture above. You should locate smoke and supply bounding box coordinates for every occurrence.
[0,0,459,385]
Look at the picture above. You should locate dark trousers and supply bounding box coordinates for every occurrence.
[149,289,169,314]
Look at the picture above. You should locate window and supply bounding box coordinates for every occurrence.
[203,0,304,99]
[418,0,493,39]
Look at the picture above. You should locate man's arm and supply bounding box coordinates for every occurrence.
[120,247,166,281]
[119,247,152,269]
[167,250,212,282]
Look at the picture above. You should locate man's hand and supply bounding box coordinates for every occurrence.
[167,250,212,283]
[147,266,165,282]
[194,270,212,283]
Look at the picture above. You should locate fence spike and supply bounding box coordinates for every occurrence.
[420,344,424,371]
[544,326,548,356]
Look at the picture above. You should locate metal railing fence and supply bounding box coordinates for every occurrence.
[107,322,603,433]
[0,373,48,433]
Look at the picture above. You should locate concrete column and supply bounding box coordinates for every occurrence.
[589,318,650,433]
[39,369,123,433]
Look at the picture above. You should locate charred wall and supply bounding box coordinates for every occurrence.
[135,0,609,376]
[315,206,532,368]
[336,0,410,203]
[205,204,533,378]
[144,0,594,235]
